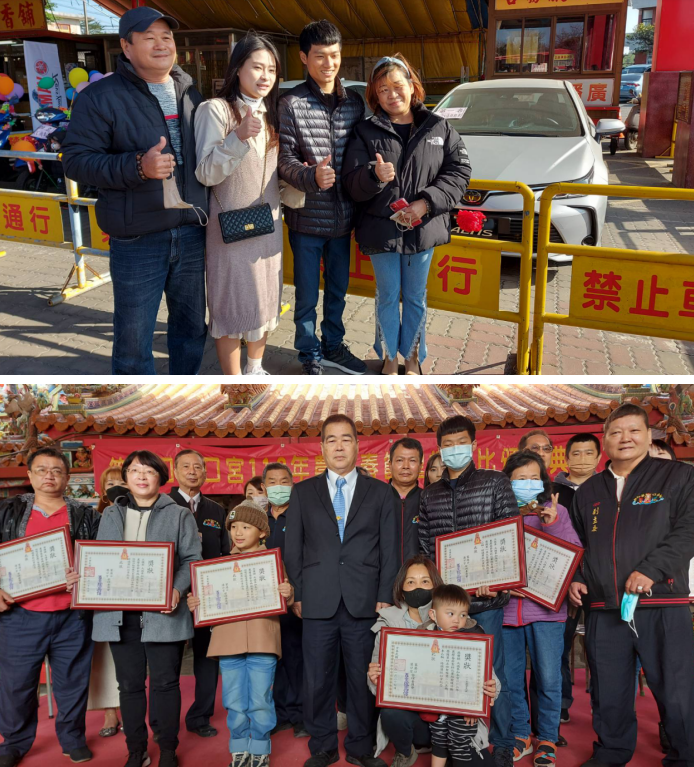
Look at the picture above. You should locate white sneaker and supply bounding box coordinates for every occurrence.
[229,753,250,767]
[244,365,270,375]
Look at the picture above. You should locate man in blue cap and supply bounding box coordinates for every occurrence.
[62,7,209,376]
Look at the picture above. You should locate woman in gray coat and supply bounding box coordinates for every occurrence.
[92,451,201,767]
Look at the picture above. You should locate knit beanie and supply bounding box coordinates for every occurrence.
[226,499,271,538]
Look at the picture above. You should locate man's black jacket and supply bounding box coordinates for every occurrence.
[418,463,518,613]
[278,76,364,238]
[168,488,229,561]
[0,493,100,544]
[389,481,421,568]
[343,102,471,255]
[571,454,694,610]
[284,470,398,619]
[62,54,208,237]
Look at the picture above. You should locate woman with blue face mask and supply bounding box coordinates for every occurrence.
[500,450,581,767]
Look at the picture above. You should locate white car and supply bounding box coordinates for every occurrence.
[434,78,624,263]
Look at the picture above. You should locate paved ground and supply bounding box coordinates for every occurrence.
[2,146,693,376]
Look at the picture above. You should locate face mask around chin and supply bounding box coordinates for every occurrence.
[440,444,473,471]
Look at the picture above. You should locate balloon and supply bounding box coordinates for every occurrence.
[66,87,75,100]
[89,69,99,76]
[13,139,36,152]
[0,76,14,96]
[38,76,54,89]
[76,81,89,93]
[89,72,104,83]
[68,67,89,88]
[10,84,23,99]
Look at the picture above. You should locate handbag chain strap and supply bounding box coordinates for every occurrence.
[213,99,268,212]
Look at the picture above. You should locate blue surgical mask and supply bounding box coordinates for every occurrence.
[440,444,473,471]
[511,479,545,504]
[621,592,640,636]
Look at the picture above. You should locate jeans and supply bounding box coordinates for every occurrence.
[109,612,185,753]
[503,622,564,744]
[369,249,434,362]
[473,607,514,752]
[287,230,351,363]
[109,224,207,374]
[0,607,93,758]
[220,653,277,755]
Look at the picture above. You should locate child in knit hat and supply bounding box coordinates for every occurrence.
[187,499,294,767]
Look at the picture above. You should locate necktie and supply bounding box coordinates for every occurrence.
[188,498,196,517]
[333,477,346,542]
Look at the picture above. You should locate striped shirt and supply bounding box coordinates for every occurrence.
[147,77,183,165]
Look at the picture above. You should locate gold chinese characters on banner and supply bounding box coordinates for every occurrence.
[496,0,615,9]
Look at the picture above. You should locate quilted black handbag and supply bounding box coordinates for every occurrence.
[213,108,274,244]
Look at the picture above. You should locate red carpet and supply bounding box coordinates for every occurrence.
[18,671,663,767]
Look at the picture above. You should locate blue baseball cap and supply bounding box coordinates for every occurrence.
[119,7,179,39]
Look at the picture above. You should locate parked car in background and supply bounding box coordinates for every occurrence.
[279,78,372,115]
[434,78,624,263]
[620,67,650,102]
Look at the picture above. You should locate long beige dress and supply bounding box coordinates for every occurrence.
[194,97,282,340]
[87,642,120,710]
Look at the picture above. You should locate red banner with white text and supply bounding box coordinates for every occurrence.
[90,429,606,495]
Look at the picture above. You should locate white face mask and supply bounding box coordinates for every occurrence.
[163,166,208,226]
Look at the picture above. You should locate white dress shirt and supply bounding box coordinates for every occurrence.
[177,489,201,514]
[608,465,626,502]
[326,468,359,524]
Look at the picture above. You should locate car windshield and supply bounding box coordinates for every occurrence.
[623,66,649,73]
[437,86,583,138]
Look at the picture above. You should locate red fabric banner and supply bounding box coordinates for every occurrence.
[91,430,606,495]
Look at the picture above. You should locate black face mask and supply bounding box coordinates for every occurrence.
[403,588,433,609]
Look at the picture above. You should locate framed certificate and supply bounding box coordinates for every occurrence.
[72,541,174,611]
[517,528,584,612]
[0,526,73,602]
[376,627,494,718]
[436,517,526,594]
[190,548,287,628]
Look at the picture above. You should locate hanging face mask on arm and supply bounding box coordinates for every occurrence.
[440,444,473,471]
[163,167,208,226]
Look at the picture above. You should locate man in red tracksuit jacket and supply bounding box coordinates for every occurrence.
[569,403,694,767]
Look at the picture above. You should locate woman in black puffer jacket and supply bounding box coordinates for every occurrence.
[343,54,471,375]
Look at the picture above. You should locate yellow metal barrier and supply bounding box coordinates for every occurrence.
[282,179,536,375]
[530,182,694,375]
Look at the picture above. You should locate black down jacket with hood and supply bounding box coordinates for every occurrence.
[418,462,519,613]
[278,76,364,238]
[62,55,208,237]
[342,102,471,255]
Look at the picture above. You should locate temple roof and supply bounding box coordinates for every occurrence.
[32,383,646,439]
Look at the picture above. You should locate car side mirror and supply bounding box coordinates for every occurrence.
[595,118,626,136]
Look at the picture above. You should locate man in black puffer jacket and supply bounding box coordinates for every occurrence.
[419,415,518,767]
[278,20,366,376]
[568,403,694,767]
[0,447,101,767]
[62,7,208,376]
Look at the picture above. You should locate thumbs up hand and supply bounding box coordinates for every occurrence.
[141,136,174,180]
[236,107,263,143]
[315,154,336,190]
[374,152,395,183]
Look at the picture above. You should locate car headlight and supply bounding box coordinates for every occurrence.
[555,167,595,199]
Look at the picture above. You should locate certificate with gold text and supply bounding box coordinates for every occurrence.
[0,526,72,601]
[376,628,494,717]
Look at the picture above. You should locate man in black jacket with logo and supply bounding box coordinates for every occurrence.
[418,415,518,767]
[389,437,424,567]
[0,447,101,767]
[62,7,208,376]
[285,414,397,767]
[278,20,366,376]
[569,403,694,767]
[169,449,229,739]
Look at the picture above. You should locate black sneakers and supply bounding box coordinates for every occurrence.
[62,747,92,763]
[158,751,178,767]
[0,754,22,767]
[304,752,339,767]
[321,343,367,375]
[124,753,150,767]
[302,359,324,375]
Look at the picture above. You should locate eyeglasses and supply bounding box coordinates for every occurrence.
[127,468,158,478]
[529,445,553,454]
[32,467,67,476]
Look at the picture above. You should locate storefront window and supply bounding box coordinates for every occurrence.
[554,16,583,73]
[496,19,522,74]
[521,18,551,74]
[584,14,615,72]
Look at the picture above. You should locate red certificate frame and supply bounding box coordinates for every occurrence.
[190,547,287,628]
[71,540,174,611]
[435,516,527,595]
[516,528,584,612]
[376,627,494,718]
[0,525,73,603]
